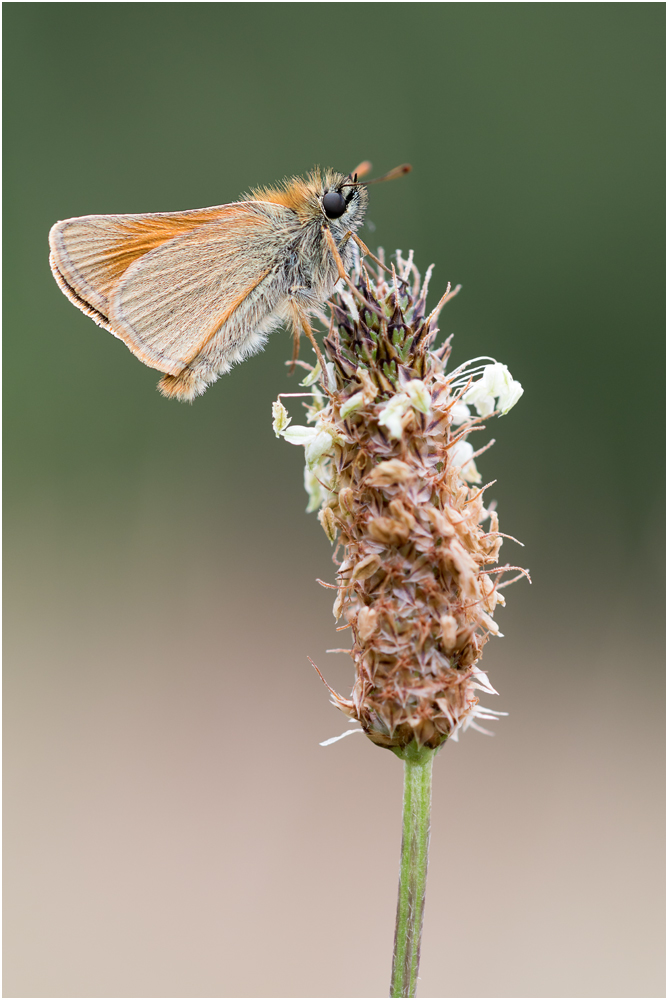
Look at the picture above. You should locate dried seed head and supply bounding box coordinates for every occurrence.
[351,553,382,582]
[275,251,528,749]
[365,459,415,488]
[318,506,337,543]
[440,614,459,652]
[357,607,379,641]
[338,487,355,514]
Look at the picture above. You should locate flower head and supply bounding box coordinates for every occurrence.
[274,252,528,749]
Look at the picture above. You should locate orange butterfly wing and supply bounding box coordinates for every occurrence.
[49,205,240,326]
[49,201,294,374]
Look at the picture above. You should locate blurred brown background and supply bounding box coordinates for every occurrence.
[4,4,664,998]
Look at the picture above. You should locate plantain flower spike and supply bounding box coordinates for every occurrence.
[275,250,528,749]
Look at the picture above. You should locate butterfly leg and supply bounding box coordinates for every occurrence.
[349,233,410,288]
[321,226,382,316]
[288,321,301,374]
[288,300,328,384]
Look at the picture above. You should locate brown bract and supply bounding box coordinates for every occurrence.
[309,253,527,749]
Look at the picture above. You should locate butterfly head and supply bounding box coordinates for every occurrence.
[318,169,369,232]
[251,168,369,233]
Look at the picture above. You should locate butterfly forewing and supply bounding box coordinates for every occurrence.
[50,201,295,375]
[109,203,293,373]
[49,204,242,321]
[49,166,377,400]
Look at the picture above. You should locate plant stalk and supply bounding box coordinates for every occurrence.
[390,742,436,998]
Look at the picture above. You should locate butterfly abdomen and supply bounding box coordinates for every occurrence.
[157,368,208,403]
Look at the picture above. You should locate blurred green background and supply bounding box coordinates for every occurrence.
[4,4,664,998]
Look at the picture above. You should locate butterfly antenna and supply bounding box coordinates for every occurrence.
[350,160,373,179]
[364,163,412,185]
[342,163,412,189]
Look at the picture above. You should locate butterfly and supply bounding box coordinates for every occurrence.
[49,162,410,401]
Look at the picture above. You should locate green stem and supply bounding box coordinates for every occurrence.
[390,742,436,998]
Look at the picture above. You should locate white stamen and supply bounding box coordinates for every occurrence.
[447,355,498,379]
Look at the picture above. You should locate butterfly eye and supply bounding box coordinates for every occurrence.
[322,191,347,219]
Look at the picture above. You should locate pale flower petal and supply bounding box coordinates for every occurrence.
[304,466,325,513]
[307,384,325,414]
[498,377,524,414]
[462,365,498,417]
[325,362,337,392]
[299,361,322,387]
[462,362,523,418]
[449,440,482,484]
[378,393,411,439]
[338,290,360,322]
[272,400,291,437]
[450,401,471,425]
[486,363,511,397]
[469,666,499,696]
[480,611,503,636]
[405,379,431,414]
[340,391,366,418]
[281,425,319,446]
[305,430,336,470]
